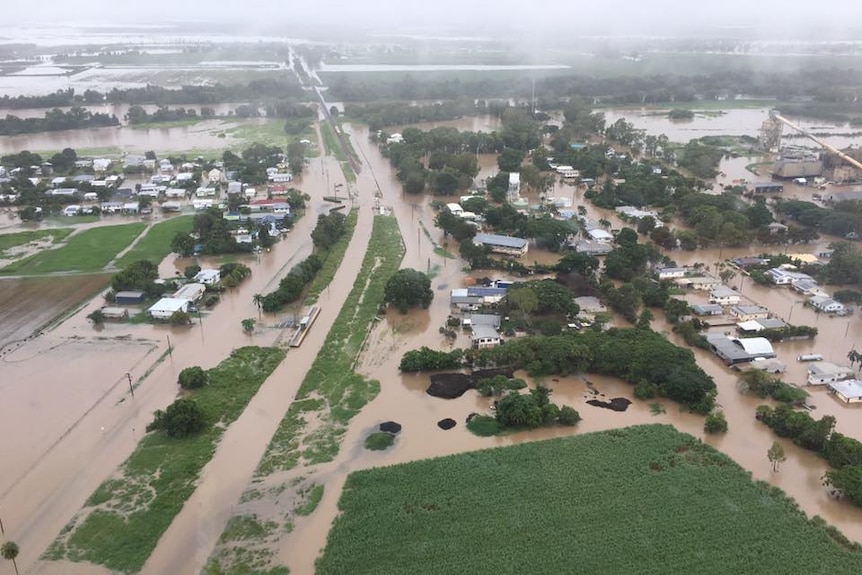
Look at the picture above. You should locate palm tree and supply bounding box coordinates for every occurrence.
[599,218,611,230]
[252,293,263,318]
[848,349,861,369]
[1,541,20,575]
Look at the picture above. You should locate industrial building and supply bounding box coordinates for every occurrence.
[706,335,776,365]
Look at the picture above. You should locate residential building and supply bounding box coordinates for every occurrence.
[765,268,814,285]
[147,297,190,319]
[471,325,502,349]
[572,240,613,256]
[473,233,529,257]
[655,266,688,280]
[675,276,720,291]
[587,228,613,243]
[194,270,221,285]
[807,362,855,386]
[461,314,501,329]
[706,335,776,365]
[173,283,206,302]
[446,203,464,215]
[767,222,789,234]
[691,304,723,316]
[736,318,787,335]
[450,287,509,308]
[574,296,606,314]
[709,286,741,305]
[810,295,846,314]
[730,305,770,322]
[616,206,660,221]
[827,379,862,404]
[791,278,820,296]
[195,187,216,197]
[750,182,784,195]
[100,307,129,321]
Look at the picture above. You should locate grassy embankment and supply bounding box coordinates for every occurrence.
[258,215,403,473]
[317,425,862,574]
[113,215,194,269]
[305,209,358,304]
[319,121,356,183]
[0,223,147,275]
[45,346,286,573]
[0,228,74,259]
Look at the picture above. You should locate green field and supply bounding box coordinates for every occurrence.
[114,216,194,269]
[0,223,147,275]
[46,347,286,573]
[317,425,862,575]
[0,228,74,258]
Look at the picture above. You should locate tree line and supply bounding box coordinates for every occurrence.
[0,107,119,136]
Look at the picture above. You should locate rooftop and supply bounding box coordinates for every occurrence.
[471,325,500,340]
[474,233,528,249]
[828,379,862,400]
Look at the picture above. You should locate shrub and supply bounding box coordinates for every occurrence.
[364,432,395,451]
[466,415,502,436]
[147,398,207,438]
[169,310,191,326]
[558,405,581,426]
[178,366,208,390]
[704,411,728,434]
[184,264,201,279]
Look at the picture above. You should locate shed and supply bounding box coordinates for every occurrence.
[115,291,146,305]
[100,307,129,320]
[147,297,189,319]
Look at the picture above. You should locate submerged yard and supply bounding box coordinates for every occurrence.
[317,425,862,575]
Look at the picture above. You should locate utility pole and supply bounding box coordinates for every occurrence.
[166,335,173,359]
[126,373,134,398]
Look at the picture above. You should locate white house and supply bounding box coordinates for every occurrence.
[655,266,688,280]
[807,362,855,386]
[270,173,293,183]
[471,325,502,349]
[93,158,112,173]
[193,199,214,210]
[587,228,613,243]
[165,188,187,199]
[446,203,464,215]
[765,268,814,286]
[195,187,216,197]
[147,297,189,320]
[730,305,770,322]
[208,168,222,184]
[810,295,845,314]
[709,285,741,305]
[675,276,721,291]
[386,133,404,144]
[194,269,221,285]
[63,205,81,216]
[173,283,206,302]
[827,379,862,404]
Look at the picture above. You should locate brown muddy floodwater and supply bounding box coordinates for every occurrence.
[267,120,862,575]
[0,117,272,155]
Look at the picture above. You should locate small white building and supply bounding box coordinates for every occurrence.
[208,168,222,184]
[63,205,81,216]
[471,325,502,349]
[807,362,855,386]
[587,228,613,243]
[827,379,862,404]
[194,269,221,285]
[227,181,243,195]
[173,283,207,302]
[270,173,293,183]
[195,187,216,198]
[165,188,187,199]
[162,201,183,213]
[709,286,741,306]
[655,266,688,280]
[122,202,140,214]
[386,133,404,144]
[147,297,189,320]
[93,158,112,173]
[446,203,464,215]
[675,276,721,291]
[193,199,214,210]
[730,305,770,322]
[810,295,845,314]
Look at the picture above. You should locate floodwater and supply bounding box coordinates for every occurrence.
[0,117,271,155]
[389,115,503,135]
[318,64,570,73]
[603,107,862,149]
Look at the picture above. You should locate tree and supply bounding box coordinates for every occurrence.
[253,293,263,317]
[768,441,786,472]
[241,318,256,334]
[825,465,862,506]
[178,366,208,390]
[704,410,728,434]
[169,310,191,326]
[184,264,201,279]
[497,148,524,173]
[171,232,196,256]
[558,405,581,426]
[147,398,207,438]
[87,309,105,325]
[383,269,433,313]
[1,541,19,575]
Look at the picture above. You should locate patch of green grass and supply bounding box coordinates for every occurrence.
[294,484,324,517]
[650,403,667,416]
[0,228,74,257]
[305,209,358,302]
[224,119,314,150]
[0,223,147,275]
[48,347,285,573]
[219,515,279,544]
[257,216,404,476]
[320,122,346,162]
[466,415,502,436]
[364,432,395,451]
[44,215,101,226]
[317,425,862,575]
[113,216,194,269]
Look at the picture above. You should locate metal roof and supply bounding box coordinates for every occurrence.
[828,379,862,399]
[474,233,528,249]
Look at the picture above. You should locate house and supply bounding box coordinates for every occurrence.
[93,158,112,173]
[574,296,606,314]
[100,306,129,321]
[162,201,183,213]
[691,304,723,316]
[49,188,79,198]
[122,202,140,214]
[175,172,195,183]
[101,202,123,214]
[194,269,221,285]
[115,291,146,305]
[471,325,502,349]
[765,268,813,285]
[270,173,293,183]
[461,313,501,329]
[767,222,789,234]
[791,278,820,296]
[208,168,222,184]
[807,362,855,386]
[473,233,529,257]
[193,199,214,210]
[51,176,67,187]
[655,266,688,280]
[173,283,206,302]
[675,276,720,291]
[74,159,93,169]
[159,159,173,173]
[450,287,509,308]
[227,181,243,195]
[143,159,157,171]
[386,133,403,144]
[82,192,99,202]
[195,187,216,198]
[746,358,787,374]
[587,228,613,243]
[573,240,613,256]
[508,172,520,199]
[165,188,187,199]
[147,297,190,319]
[706,335,776,365]
[446,203,464,215]
[732,257,769,270]
[730,305,770,322]
[709,286,741,305]
[736,318,787,334]
[616,206,660,221]
[63,205,81,216]
[810,295,845,314]
[827,379,862,404]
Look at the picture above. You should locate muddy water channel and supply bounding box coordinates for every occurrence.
[267,119,862,574]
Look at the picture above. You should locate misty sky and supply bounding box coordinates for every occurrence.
[4,0,862,39]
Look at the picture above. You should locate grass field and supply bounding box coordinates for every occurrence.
[113,216,194,269]
[0,228,74,257]
[0,223,147,275]
[317,425,862,575]
[46,346,286,573]
[257,215,404,475]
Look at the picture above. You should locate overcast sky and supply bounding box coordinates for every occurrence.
[4,0,862,40]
